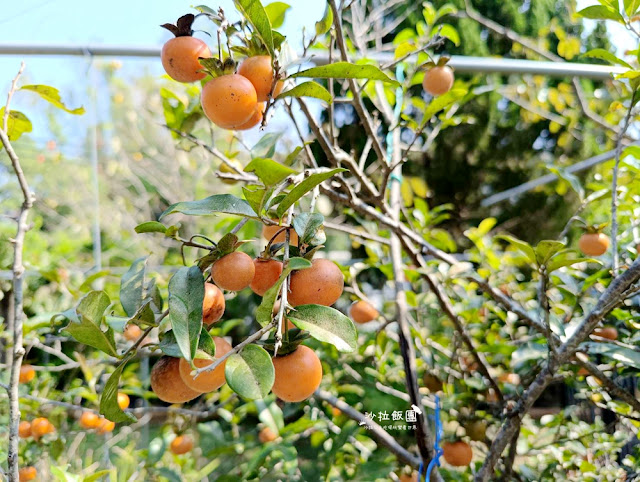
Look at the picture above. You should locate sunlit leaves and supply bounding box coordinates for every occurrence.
[160,194,259,220]
[287,305,357,352]
[290,62,400,85]
[60,291,118,358]
[20,85,85,115]
[276,81,332,103]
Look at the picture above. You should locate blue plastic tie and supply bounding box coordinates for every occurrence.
[387,65,405,186]
[419,394,443,481]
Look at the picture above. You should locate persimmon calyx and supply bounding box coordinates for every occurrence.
[161,14,197,38]
[198,57,236,78]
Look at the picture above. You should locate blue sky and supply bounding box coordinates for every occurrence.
[0,0,326,148]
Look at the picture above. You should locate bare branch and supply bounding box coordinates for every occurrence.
[2,62,33,482]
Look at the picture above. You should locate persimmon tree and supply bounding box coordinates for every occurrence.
[3,1,640,481]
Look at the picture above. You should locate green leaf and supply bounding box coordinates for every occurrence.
[284,145,307,166]
[585,342,640,369]
[168,266,205,363]
[315,3,333,35]
[276,81,332,103]
[245,158,298,186]
[0,108,32,142]
[128,300,156,327]
[547,252,600,272]
[134,221,167,234]
[265,2,290,29]
[225,344,275,399]
[293,213,325,245]
[100,355,136,423]
[290,62,400,85]
[243,185,274,217]
[583,48,632,69]
[82,471,111,482]
[433,24,460,46]
[276,168,346,218]
[287,305,356,352]
[62,291,118,357]
[576,5,624,22]
[625,0,640,16]
[548,166,584,201]
[251,132,282,158]
[20,85,85,115]
[234,0,275,55]
[120,257,147,318]
[256,257,312,326]
[422,88,467,124]
[160,194,258,220]
[534,240,565,266]
[495,234,536,264]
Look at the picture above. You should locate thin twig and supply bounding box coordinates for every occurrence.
[193,320,276,377]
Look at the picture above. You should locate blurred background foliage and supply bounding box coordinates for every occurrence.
[1,0,640,481]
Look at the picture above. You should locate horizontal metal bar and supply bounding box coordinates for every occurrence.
[0,44,161,57]
[481,141,640,207]
[0,44,626,79]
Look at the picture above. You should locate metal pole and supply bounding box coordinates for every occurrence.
[0,44,627,79]
[87,55,103,273]
[481,141,640,207]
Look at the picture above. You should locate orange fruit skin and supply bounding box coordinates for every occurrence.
[399,474,418,482]
[19,365,35,383]
[18,421,31,438]
[250,258,283,296]
[150,357,201,403]
[422,66,454,96]
[258,426,278,443]
[170,434,194,454]
[577,366,590,376]
[123,324,142,341]
[237,56,284,102]
[579,233,610,256]
[498,373,521,385]
[96,418,115,434]
[235,102,265,131]
[201,74,258,129]
[593,327,618,341]
[203,283,225,325]
[442,440,473,467]
[349,300,379,324]
[262,224,299,245]
[178,337,232,392]
[117,392,130,410]
[79,411,100,429]
[31,417,54,440]
[272,345,323,402]
[288,259,344,307]
[19,466,37,482]
[211,252,255,291]
[161,36,211,83]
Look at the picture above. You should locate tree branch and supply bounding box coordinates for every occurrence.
[2,62,32,482]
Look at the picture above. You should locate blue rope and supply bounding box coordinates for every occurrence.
[386,65,405,185]
[419,394,443,481]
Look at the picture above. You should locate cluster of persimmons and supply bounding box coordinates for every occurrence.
[144,223,381,408]
[161,14,282,130]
